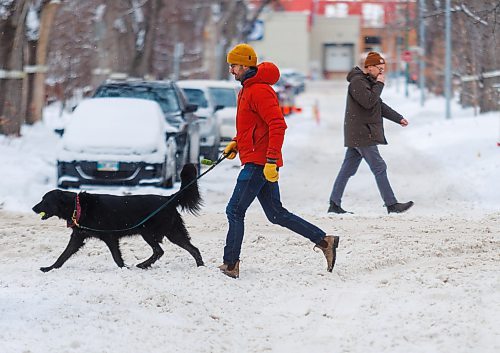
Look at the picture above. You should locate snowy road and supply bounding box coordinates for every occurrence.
[0,80,498,353]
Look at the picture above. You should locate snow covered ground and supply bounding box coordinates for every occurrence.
[0,80,498,353]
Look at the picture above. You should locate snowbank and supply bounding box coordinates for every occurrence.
[0,80,498,353]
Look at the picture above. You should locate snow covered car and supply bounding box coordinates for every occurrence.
[93,80,200,180]
[272,77,297,116]
[280,68,306,95]
[56,98,177,189]
[178,80,239,153]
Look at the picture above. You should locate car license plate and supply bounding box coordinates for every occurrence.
[97,161,119,171]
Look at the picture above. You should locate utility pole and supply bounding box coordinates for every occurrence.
[312,0,319,27]
[418,0,426,106]
[405,0,410,98]
[172,42,184,81]
[444,0,452,119]
[396,37,401,93]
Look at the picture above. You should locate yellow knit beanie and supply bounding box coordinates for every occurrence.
[227,43,258,67]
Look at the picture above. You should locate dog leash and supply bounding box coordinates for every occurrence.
[70,154,228,233]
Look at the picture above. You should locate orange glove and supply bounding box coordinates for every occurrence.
[263,160,279,182]
[223,141,238,160]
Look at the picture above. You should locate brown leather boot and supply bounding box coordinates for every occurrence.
[386,201,414,214]
[218,261,240,279]
[315,235,340,272]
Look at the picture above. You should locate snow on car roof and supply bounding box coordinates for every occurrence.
[177,80,239,89]
[280,68,304,74]
[61,97,166,155]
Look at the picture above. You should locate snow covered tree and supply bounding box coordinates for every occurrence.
[0,0,247,136]
[454,1,499,113]
[0,0,30,136]
[29,0,59,124]
[0,0,59,136]
[422,0,499,113]
[46,0,247,99]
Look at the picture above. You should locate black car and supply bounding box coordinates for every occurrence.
[93,80,201,180]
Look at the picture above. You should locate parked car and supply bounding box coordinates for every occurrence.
[93,80,200,179]
[57,98,177,189]
[280,68,306,95]
[273,77,296,116]
[178,80,239,154]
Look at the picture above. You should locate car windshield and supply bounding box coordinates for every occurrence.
[94,85,180,113]
[182,88,209,108]
[209,87,237,108]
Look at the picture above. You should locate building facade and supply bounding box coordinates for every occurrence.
[248,0,417,77]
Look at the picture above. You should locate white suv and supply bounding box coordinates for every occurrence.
[178,80,239,160]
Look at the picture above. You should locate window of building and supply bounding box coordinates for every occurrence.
[362,3,385,28]
[365,36,381,45]
[325,3,348,18]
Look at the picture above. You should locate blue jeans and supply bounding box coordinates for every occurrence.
[223,163,326,265]
[330,146,397,207]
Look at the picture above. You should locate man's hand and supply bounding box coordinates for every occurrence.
[400,118,409,127]
[223,141,238,159]
[376,72,385,83]
[263,160,279,182]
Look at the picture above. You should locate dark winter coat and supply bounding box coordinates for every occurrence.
[344,67,403,147]
[235,62,287,167]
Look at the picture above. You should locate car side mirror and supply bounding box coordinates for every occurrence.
[184,103,198,114]
[54,128,65,136]
[214,105,225,112]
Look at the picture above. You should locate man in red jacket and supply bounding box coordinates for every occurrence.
[219,43,340,278]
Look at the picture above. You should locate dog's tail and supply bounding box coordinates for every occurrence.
[176,163,202,214]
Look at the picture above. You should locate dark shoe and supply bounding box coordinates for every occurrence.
[218,261,240,278]
[315,235,340,272]
[387,201,414,214]
[328,202,348,214]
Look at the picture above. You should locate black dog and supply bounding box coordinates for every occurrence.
[32,164,204,272]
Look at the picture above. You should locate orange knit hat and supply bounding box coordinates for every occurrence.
[364,52,385,67]
[227,43,258,67]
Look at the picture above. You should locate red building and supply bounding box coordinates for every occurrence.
[249,0,418,73]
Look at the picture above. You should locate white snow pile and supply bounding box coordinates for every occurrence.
[0,80,498,353]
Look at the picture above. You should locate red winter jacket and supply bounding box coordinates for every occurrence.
[234,62,287,167]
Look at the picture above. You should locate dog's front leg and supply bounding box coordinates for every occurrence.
[40,233,85,272]
[102,237,125,268]
[137,234,164,269]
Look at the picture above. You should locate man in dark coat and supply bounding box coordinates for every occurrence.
[328,52,414,214]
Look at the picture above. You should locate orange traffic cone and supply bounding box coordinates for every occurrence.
[313,100,320,124]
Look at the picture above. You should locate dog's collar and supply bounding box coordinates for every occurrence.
[68,193,82,228]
